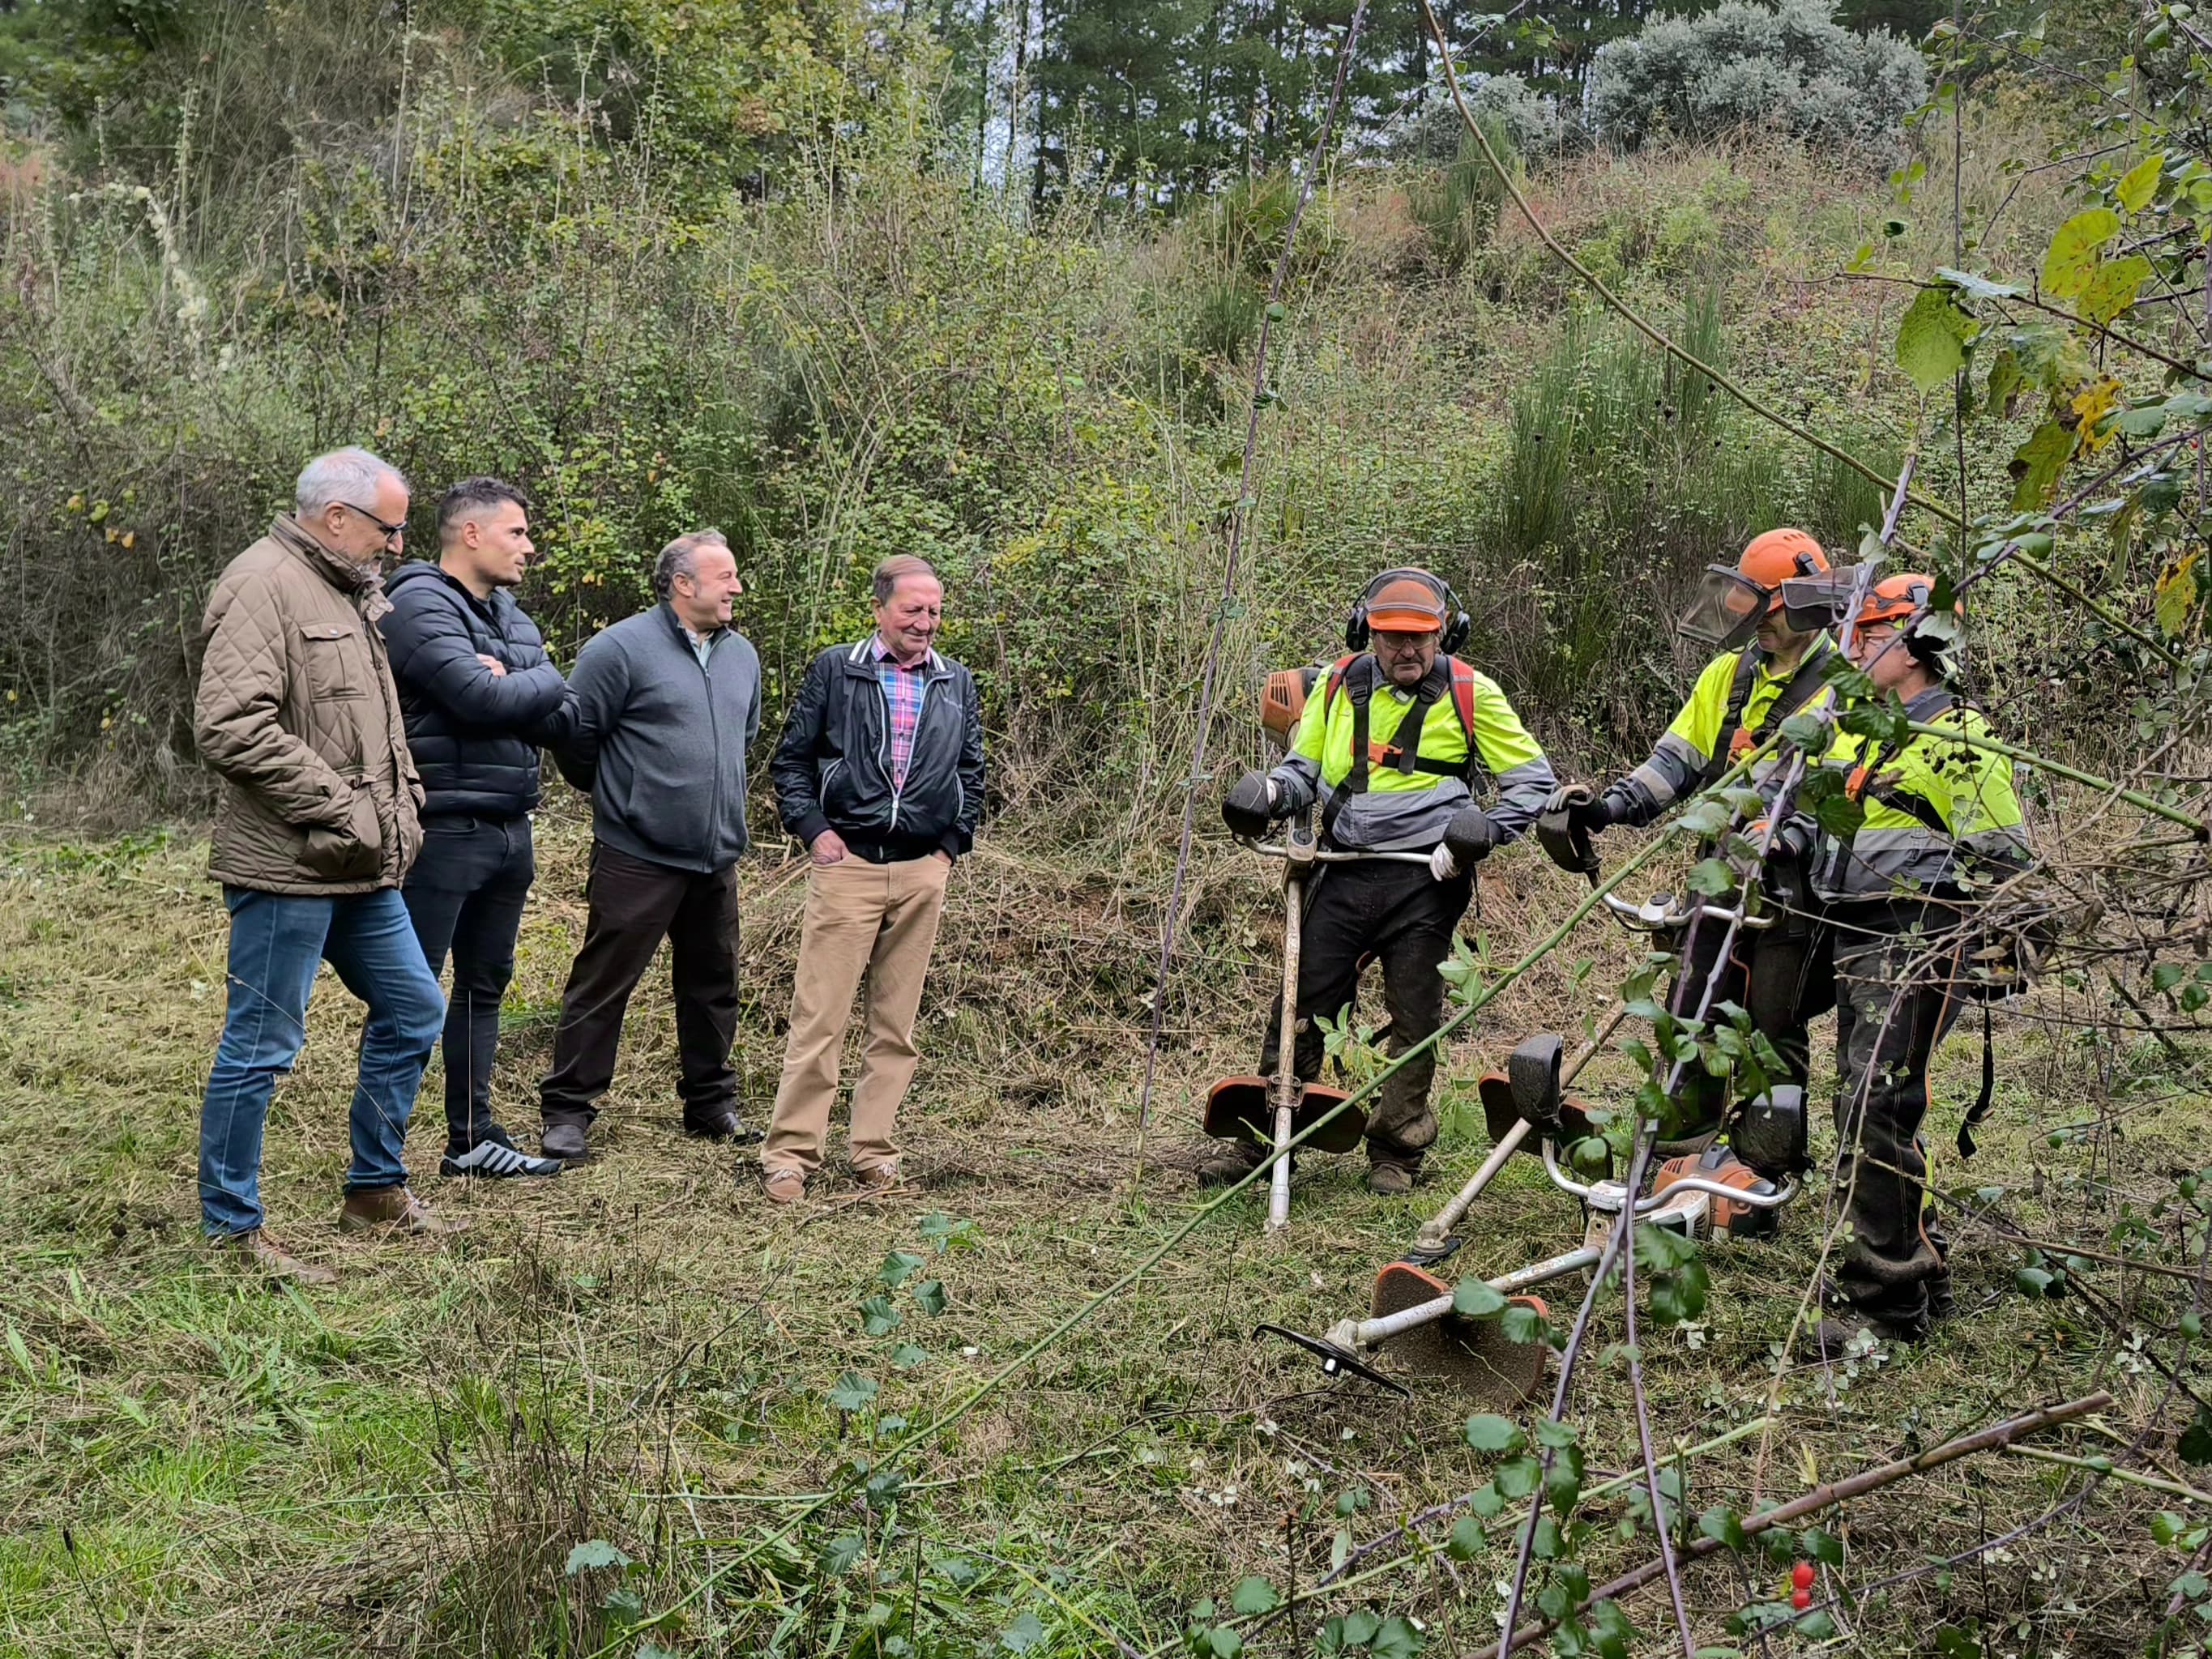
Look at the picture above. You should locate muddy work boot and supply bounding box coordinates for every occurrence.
[1794,1311,1926,1364]
[1195,1143,1269,1189]
[217,1228,337,1286]
[339,1187,470,1236]
[1366,1162,1418,1196]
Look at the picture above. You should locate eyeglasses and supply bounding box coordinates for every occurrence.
[336,501,406,544]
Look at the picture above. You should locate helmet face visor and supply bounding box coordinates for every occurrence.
[1678,564,1772,650]
[1776,569,1859,637]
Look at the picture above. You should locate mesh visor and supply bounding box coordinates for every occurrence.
[1677,564,1772,650]
[1777,569,1860,636]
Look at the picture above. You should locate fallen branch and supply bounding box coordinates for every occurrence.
[1474,1391,2112,1658]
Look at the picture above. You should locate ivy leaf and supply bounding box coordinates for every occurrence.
[1812,791,1866,838]
[1545,1442,1587,1518]
[890,1343,928,1369]
[1454,1279,1508,1318]
[1778,710,1832,751]
[2040,207,2120,300]
[860,1295,903,1336]
[1447,1515,1485,1559]
[2008,419,2078,511]
[1228,1576,1281,1616]
[1371,1615,1427,1659]
[1500,1303,1552,1346]
[1840,700,1911,748]
[878,1250,925,1287]
[1698,1505,1747,1550]
[1464,1414,1525,1453]
[2078,254,2151,327]
[1469,1482,1506,1518]
[912,1280,949,1316]
[1795,1610,1839,1640]
[2116,151,2165,214]
[1676,799,1732,838]
[828,1371,880,1411]
[1686,858,1737,898]
[1895,287,1975,391]
[1800,1526,1845,1566]
[999,1610,1047,1652]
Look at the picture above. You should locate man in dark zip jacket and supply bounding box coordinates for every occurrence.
[536,529,764,1161]
[758,555,985,1203]
[385,477,571,1179]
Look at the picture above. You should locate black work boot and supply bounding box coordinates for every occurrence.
[1795,1310,1927,1363]
[1366,1161,1418,1196]
[1195,1143,1269,1188]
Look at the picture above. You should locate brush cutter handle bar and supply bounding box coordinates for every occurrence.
[1539,1141,1795,1212]
[1602,892,1774,932]
[1242,838,1433,865]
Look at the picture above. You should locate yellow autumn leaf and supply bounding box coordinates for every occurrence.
[2116,151,2164,214]
[2072,376,2124,451]
[2158,550,2202,638]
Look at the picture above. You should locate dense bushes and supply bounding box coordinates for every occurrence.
[1589,0,1927,154]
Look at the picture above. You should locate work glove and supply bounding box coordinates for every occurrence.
[1441,804,1501,870]
[1428,842,1458,881]
[1221,771,1279,839]
[1543,783,1616,834]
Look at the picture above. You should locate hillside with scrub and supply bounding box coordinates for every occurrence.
[6,0,2212,1655]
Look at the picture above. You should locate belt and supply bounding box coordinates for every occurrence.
[843,838,935,865]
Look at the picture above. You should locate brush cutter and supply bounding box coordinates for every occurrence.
[1202,815,1431,1234]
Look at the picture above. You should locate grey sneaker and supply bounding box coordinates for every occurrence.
[442,1141,564,1179]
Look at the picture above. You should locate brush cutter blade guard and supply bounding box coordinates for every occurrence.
[1477,1076,1599,1158]
[1253,1324,1411,1397]
[1202,1077,1367,1155]
[1508,1034,1565,1127]
[1369,1264,1548,1409]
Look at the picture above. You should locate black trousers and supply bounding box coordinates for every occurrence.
[403,814,536,1152]
[1830,900,1964,1329]
[1666,901,1834,1133]
[539,841,741,1131]
[1249,859,1474,1170]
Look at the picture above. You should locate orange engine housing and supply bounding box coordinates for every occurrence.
[1262,666,1319,752]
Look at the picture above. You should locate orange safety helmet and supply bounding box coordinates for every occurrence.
[1679,529,1833,648]
[1849,571,1964,672]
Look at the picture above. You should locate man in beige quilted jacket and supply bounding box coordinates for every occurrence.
[193,446,459,1283]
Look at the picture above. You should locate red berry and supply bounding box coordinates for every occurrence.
[1791,1562,1816,1591]
[1791,1588,1813,1611]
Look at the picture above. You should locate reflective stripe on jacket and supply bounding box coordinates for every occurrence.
[1266,655,1554,851]
[1813,698,2031,901]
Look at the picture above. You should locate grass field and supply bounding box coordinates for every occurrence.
[0,808,2201,1657]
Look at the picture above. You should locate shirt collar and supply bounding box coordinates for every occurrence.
[871,632,930,672]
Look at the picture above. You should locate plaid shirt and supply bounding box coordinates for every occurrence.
[873,635,930,791]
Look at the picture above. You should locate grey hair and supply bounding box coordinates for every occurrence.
[872,554,938,607]
[296,446,408,517]
[652,528,730,601]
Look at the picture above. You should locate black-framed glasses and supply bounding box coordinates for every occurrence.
[336,501,406,544]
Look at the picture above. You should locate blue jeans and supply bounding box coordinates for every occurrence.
[199,885,446,1236]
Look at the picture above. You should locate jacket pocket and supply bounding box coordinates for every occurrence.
[300,623,365,700]
[302,785,384,880]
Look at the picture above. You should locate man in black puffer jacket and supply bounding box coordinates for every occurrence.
[383,477,572,1179]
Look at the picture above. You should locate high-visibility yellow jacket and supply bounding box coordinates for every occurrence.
[1603,638,1835,826]
[1808,685,2031,902]
[1266,654,1554,851]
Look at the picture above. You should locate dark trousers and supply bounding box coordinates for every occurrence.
[403,815,536,1153]
[1830,901,1963,1329]
[539,841,741,1131]
[1251,859,1474,1171]
[1667,903,1834,1132]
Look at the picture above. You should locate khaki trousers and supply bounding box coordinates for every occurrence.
[763,853,950,1176]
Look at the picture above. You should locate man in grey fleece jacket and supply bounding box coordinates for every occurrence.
[537,530,763,1160]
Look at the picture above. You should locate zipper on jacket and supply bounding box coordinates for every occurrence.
[701,634,723,861]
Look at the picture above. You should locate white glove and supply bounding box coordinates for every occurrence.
[1428,842,1459,881]
[1266,778,1279,807]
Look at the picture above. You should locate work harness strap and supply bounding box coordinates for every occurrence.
[1696,638,1835,791]
[1316,655,1488,844]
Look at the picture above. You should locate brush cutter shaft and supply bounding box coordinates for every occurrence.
[1603,892,1774,932]
[1352,1245,1602,1346]
[1540,1140,1795,1212]
[1244,840,1433,866]
[1266,863,1305,1235]
[1413,1004,1629,1252]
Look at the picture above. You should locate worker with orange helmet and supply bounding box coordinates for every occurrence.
[1211,568,1557,1194]
[1540,531,1846,1130]
[1793,571,2033,1360]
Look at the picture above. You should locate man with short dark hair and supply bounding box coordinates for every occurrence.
[194,446,459,1282]
[537,531,764,1161]
[759,554,984,1203]
[384,477,570,1179]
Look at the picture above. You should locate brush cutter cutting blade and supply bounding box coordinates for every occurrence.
[1478,1075,1601,1162]
[1202,1078,1367,1155]
[1368,1264,1548,1409]
[1398,1235,1465,1268]
[1253,1324,1411,1397]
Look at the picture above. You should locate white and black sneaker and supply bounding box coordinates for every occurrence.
[440,1140,564,1179]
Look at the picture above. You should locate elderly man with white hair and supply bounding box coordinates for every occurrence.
[192,446,460,1284]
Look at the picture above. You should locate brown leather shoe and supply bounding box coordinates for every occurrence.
[339,1186,470,1235]
[854,1162,901,1192]
[219,1228,337,1286]
[763,1166,808,1205]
